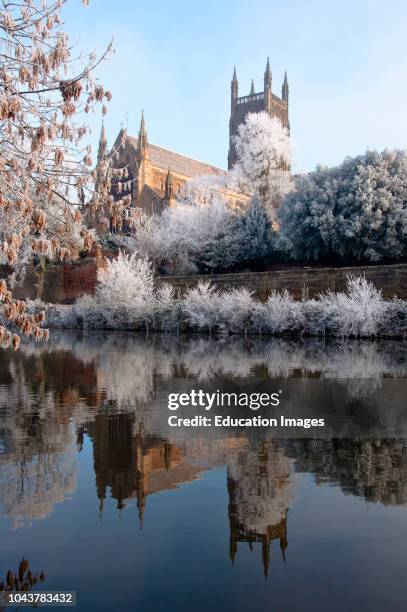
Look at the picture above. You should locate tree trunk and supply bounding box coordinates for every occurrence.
[35,257,46,301]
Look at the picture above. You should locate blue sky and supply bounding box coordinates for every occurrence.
[63,0,407,172]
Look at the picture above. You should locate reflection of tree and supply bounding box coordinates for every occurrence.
[13,332,407,407]
[227,441,293,577]
[284,438,407,506]
[0,352,79,527]
[0,448,77,528]
[0,558,45,611]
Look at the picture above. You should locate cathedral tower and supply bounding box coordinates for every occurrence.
[228,59,290,170]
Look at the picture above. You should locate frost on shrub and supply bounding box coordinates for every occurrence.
[137,194,285,274]
[377,299,407,338]
[137,197,240,275]
[182,282,222,331]
[26,299,76,330]
[73,293,110,329]
[153,284,180,332]
[72,252,157,330]
[300,299,328,336]
[320,276,387,337]
[182,284,254,333]
[252,290,304,334]
[97,252,154,308]
[40,272,407,339]
[217,288,254,332]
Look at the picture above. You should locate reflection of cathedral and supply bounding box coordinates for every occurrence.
[227,441,292,577]
[87,413,291,576]
[87,413,205,524]
[86,415,293,576]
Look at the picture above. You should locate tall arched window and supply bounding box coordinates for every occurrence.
[153,199,162,215]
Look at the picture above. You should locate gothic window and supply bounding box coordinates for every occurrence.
[153,199,161,215]
[177,184,181,195]
[160,179,164,191]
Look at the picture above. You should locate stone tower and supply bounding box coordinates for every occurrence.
[228,58,290,169]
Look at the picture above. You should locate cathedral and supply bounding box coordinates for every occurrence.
[98,58,290,218]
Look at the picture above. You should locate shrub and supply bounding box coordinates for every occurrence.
[320,276,387,337]
[377,299,407,337]
[252,290,304,334]
[136,194,285,275]
[152,284,180,333]
[38,272,407,339]
[217,288,254,332]
[182,282,222,331]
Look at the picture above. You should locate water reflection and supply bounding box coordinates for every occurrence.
[0,332,407,580]
[284,438,407,506]
[227,441,292,576]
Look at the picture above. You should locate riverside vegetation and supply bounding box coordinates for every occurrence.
[30,252,407,339]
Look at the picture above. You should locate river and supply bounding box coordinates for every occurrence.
[0,332,406,611]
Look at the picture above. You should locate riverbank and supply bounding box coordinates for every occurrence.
[31,275,407,339]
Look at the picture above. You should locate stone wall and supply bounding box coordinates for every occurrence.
[2,261,407,304]
[159,263,407,301]
[1,258,99,304]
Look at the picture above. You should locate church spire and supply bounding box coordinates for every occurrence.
[231,66,238,105]
[97,120,107,163]
[138,109,148,153]
[250,78,255,95]
[264,56,272,91]
[282,71,289,102]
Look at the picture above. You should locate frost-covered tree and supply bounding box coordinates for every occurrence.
[0,0,130,349]
[279,149,407,263]
[237,196,275,264]
[231,112,292,219]
[181,174,231,208]
[137,195,243,274]
[137,193,286,274]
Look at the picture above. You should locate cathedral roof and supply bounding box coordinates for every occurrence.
[127,136,227,179]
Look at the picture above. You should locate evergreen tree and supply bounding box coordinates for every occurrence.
[240,196,273,261]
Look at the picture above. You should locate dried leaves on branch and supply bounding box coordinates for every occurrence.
[0,557,45,604]
[0,0,131,348]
